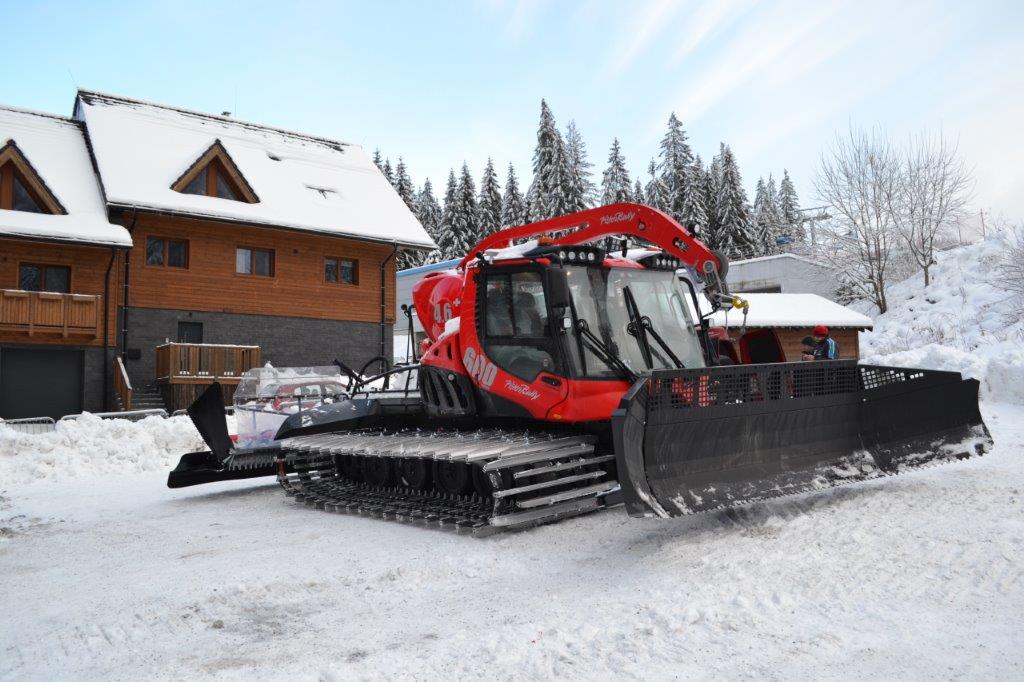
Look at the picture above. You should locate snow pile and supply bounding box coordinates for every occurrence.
[859,238,1024,403]
[0,414,203,485]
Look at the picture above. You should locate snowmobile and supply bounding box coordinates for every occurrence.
[169,203,992,535]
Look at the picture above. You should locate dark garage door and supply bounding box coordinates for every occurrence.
[0,348,83,419]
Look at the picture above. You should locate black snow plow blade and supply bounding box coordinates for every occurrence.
[612,361,993,517]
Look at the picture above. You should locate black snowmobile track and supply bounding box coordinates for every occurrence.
[277,429,619,536]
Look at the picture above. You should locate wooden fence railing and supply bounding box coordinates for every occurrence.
[0,289,101,338]
[155,343,261,384]
[114,355,133,411]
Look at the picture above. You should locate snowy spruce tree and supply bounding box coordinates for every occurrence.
[455,162,481,249]
[658,113,695,224]
[752,177,780,256]
[477,158,503,239]
[382,158,394,187]
[643,159,668,211]
[414,179,443,263]
[372,149,384,172]
[634,179,644,204]
[702,154,723,249]
[777,169,804,242]
[392,158,416,211]
[528,100,568,220]
[501,164,527,228]
[766,174,783,250]
[714,144,756,257]
[601,138,632,205]
[679,160,708,236]
[436,170,465,261]
[562,120,597,213]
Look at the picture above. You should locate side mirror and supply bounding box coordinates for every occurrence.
[546,268,572,311]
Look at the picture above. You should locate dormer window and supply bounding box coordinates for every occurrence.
[0,140,66,215]
[172,140,259,204]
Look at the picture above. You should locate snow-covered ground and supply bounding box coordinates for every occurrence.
[0,401,1021,680]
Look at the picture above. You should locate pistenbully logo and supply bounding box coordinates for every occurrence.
[504,379,540,401]
[599,211,635,225]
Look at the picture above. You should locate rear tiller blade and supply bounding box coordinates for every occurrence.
[611,361,993,517]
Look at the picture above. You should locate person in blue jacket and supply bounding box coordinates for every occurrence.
[811,325,839,360]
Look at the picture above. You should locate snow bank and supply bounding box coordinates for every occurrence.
[859,239,1024,404]
[866,342,1024,404]
[0,414,203,486]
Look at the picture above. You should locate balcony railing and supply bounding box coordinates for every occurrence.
[0,289,102,338]
[155,343,261,384]
[114,355,133,410]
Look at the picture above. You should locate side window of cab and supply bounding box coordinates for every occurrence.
[481,271,556,382]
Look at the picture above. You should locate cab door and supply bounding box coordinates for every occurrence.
[470,267,569,418]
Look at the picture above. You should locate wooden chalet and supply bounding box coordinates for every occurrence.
[0,92,434,418]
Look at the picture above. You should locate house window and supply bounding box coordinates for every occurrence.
[19,264,71,293]
[181,160,245,201]
[145,237,189,268]
[172,141,258,204]
[325,257,358,285]
[236,247,274,277]
[0,162,45,213]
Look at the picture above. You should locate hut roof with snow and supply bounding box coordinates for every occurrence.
[709,293,874,330]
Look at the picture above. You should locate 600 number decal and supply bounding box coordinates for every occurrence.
[463,346,497,388]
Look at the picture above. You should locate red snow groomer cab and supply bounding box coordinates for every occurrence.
[171,203,992,535]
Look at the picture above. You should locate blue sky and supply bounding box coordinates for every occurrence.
[5,0,1023,221]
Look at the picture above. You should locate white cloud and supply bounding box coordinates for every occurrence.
[655,0,846,133]
[604,0,687,79]
[669,0,754,65]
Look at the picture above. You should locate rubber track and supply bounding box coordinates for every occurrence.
[277,429,615,537]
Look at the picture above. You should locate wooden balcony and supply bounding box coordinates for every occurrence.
[155,343,261,411]
[155,342,261,385]
[0,289,102,338]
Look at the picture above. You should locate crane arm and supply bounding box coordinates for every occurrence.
[459,202,732,306]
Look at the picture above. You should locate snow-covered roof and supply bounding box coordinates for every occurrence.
[709,293,874,329]
[730,252,828,268]
[0,106,131,247]
[74,91,435,249]
[397,258,461,278]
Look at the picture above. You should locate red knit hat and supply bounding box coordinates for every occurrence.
[813,325,829,336]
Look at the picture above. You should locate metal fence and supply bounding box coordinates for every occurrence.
[0,416,57,435]
[59,409,169,422]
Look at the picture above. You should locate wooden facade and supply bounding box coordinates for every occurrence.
[126,213,395,324]
[725,326,861,362]
[0,237,121,347]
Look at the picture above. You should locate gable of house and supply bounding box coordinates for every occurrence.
[0,106,129,247]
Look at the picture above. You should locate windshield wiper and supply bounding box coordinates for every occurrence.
[623,286,684,370]
[575,318,637,383]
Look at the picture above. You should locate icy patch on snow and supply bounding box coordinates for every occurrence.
[0,414,203,486]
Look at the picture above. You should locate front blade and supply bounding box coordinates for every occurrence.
[612,361,992,517]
